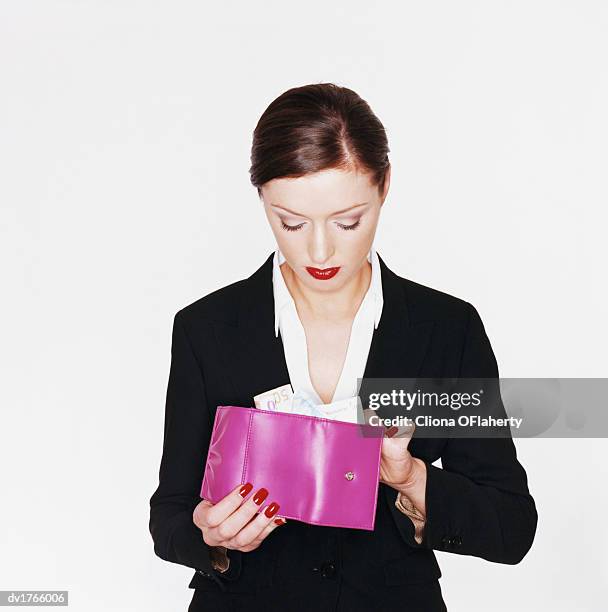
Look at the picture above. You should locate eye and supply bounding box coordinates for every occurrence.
[281,220,305,232]
[336,219,361,231]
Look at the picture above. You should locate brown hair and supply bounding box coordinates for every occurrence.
[249,83,390,197]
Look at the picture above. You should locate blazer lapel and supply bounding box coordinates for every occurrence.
[213,251,434,407]
[362,253,434,381]
[214,253,291,406]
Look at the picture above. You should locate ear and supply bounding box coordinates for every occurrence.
[380,163,391,204]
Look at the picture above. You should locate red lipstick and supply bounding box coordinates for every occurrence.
[306,266,340,280]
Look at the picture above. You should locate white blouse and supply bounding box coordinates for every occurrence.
[272,245,384,423]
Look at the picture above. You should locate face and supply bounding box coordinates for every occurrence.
[261,166,390,292]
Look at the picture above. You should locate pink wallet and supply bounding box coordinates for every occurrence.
[200,406,384,530]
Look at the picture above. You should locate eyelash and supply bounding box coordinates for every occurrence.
[280,219,361,232]
[281,221,305,232]
[338,219,361,231]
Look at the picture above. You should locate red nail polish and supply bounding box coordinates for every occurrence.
[253,487,268,505]
[274,517,286,525]
[264,502,280,518]
[239,483,253,498]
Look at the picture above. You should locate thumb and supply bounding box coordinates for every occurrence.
[193,498,213,523]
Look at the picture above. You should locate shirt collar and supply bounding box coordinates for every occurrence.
[272,245,384,337]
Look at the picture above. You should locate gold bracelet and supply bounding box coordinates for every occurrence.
[395,491,426,544]
[395,491,425,520]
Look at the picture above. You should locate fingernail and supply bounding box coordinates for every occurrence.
[274,517,286,525]
[264,502,280,518]
[253,487,269,505]
[239,483,253,498]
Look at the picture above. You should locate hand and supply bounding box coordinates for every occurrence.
[193,483,286,553]
[379,422,419,491]
[379,421,427,515]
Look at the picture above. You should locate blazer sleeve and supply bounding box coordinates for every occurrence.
[149,311,242,586]
[385,302,538,564]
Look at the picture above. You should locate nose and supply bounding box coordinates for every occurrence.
[309,225,335,266]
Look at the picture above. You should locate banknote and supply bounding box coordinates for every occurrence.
[254,384,379,426]
[253,383,294,411]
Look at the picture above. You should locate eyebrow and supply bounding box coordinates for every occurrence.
[270,202,369,217]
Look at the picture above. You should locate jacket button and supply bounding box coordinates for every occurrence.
[320,561,336,578]
[452,535,462,547]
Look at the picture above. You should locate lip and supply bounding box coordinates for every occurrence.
[306,266,341,280]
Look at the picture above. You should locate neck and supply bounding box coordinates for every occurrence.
[280,258,372,322]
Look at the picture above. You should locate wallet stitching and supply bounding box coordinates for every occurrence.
[238,405,381,430]
[369,426,383,529]
[241,409,255,486]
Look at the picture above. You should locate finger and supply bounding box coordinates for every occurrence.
[238,515,287,552]
[386,421,415,439]
[254,514,287,542]
[396,421,416,438]
[199,482,254,529]
[385,425,398,437]
[192,498,213,528]
[212,486,273,542]
[226,502,284,551]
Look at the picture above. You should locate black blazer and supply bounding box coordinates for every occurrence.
[149,251,538,612]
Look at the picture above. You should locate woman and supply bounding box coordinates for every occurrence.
[149,83,538,611]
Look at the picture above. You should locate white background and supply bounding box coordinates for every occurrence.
[1,1,607,610]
